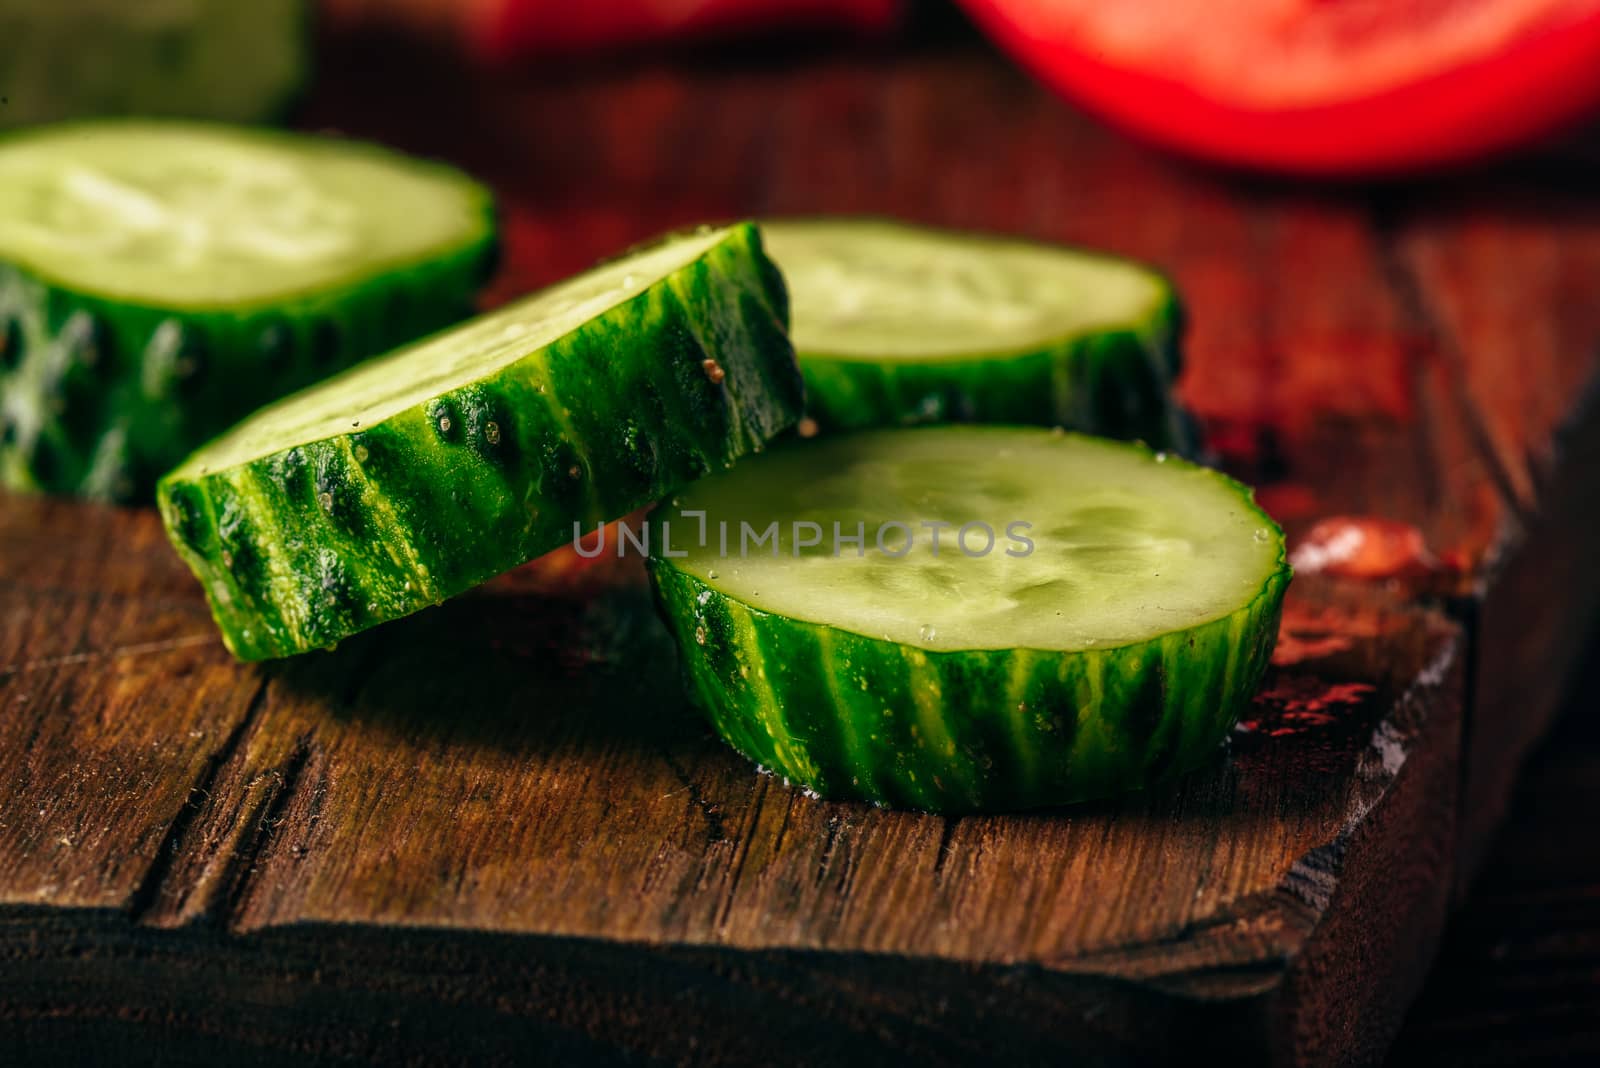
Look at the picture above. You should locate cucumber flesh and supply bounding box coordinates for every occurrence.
[648,427,1288,812]
[761,219,1190,448]
[0,122,483,307]
[160,222,802,661]
[0,121,496,500]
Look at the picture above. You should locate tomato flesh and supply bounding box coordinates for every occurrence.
[960,0,1600,174]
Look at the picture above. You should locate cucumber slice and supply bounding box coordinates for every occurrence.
[647,427,1288,813]
[762,219,1191,448]
[159,222,802,661]
[0,121,496,500]
[0,0,308,128]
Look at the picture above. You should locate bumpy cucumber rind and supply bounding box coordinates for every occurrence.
[647,468,1288,814]
[159,224,802,661]
[802,294,1192,450]
[0,234,496,501]
[772,218,1193,451]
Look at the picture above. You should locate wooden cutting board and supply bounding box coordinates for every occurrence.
[2,35,1598,1066]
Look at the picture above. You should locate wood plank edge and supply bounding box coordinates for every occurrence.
[0,624,1465,1066]
[1456,372,1600,894]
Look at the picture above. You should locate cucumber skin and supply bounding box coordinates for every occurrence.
[159,224,803,662]
[800,293,1196,452]
[647,510,1288,815]
[0,218,497,502]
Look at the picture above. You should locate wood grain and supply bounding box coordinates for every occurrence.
[1393,187,1600,890]
[2,33,1597,1065]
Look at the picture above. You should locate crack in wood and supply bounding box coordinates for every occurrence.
[221,736,314,930]
[658,748,727,844]
[1044,888,1319,986]
[814,811,848,891]
[1282,842,1345,914]
[126,673,272,924]
[932,816,960,882]
[715,774,769,932]
[770,789,796,858]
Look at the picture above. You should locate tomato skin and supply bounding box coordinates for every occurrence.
[477,0,901,60]
[959,0,1600,175]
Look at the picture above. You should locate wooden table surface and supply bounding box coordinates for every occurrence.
[2,26,1598,1067]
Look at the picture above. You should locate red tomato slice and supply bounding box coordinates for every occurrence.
[477,0,901,59]
[959,0,1600,175]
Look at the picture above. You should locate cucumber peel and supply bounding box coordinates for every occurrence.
[0,121,496,500]
[762,218,1191,449]
[648,427,1288,812]
[160,222,802,661]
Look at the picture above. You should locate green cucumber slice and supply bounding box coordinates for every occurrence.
[762,218,1190,448]
[647,427,1288,813]
[159,222,802,661]
[0,120,496,500]
[0,0,308,128]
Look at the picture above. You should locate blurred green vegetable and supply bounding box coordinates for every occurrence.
[0,0,308,128]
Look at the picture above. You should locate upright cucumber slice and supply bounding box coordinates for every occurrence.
[762,219,1190,449]
[160,222,802,661]
[0,121,496,500]
[648,427,1288,813]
